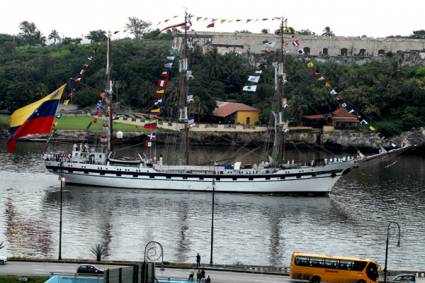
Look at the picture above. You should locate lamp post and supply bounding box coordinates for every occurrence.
[210,174,215,266]
[384,221,401,283]
[58,175,65,260]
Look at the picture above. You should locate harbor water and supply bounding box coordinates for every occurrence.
[0,141,424,270]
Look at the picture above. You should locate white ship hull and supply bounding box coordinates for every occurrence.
[45,161,354,194]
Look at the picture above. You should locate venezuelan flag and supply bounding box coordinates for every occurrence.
[7,84,66,153]
[144,119,158,129]
[150,108,161,116]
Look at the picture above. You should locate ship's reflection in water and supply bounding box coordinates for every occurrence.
[0,144,424,269]
[42,186,338,265]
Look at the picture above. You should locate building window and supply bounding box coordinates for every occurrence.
[322,48,328,56]
[359,49,366,56]
[303,47,310,55]
[378,49,385,56]
[341,48,348,56]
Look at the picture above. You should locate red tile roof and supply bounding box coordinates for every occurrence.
[303,107,358,122]
[332,107,359,122]
[304,114,326,120]
[212,102,260,118]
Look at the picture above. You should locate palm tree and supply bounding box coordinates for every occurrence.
[48,30,61,44]
[322,26,335,37]
[126,17,151,40]
[90,243,108,262]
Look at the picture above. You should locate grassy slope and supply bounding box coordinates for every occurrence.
[0,114,8,128]
[55,115,147,132]
[0,114,147,132]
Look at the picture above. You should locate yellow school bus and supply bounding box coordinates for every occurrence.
[290,252,380,283]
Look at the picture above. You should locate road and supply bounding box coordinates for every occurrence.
[0,261,298,283]
[156,268,295,283]
[0,261,115,276]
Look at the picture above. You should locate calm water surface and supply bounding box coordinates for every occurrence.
[0,141,424,270]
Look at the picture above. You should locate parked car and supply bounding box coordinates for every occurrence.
[0,256,7,265]
[392,274,416,283]
[76,265,104,275]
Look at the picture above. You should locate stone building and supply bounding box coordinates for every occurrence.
[174,31,425,58]
[304,107,359,129]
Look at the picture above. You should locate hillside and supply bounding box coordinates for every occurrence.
[0,36,425,136]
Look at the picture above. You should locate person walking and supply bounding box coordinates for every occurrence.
[196,253,201,268]
[206,275,211,283]
[188,271,194,281]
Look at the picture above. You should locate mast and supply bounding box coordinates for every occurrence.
[271,18,288,165]
[177,10,190,164]
[106,32,113,153]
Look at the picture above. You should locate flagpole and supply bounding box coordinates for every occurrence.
[184,10,190,165]
[271,17,286,165]
[178,9,190,165]
[106,32,113,154]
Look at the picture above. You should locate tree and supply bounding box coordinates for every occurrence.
[85,30,107,43]
[411,30,425,39]
[261,28,268,34]
[61,37,82,45]
[48,30,61,44]
[126,17,151,40]
[322,26,335,37]
[18,21,45,46]
[0,33,16,45]
[298,29,315,35]
[90,243,108,261]
[0,241,4,250]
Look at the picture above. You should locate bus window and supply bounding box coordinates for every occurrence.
[324,258,338,269]
[339,260,353,270]
[310,257,324,267]
[295,256,310,266]
[352,261,367,271]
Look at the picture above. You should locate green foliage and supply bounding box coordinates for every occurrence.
[0,32,424,136]
[411,30,425,39]
[48,30,61,44]
[73,88,99,108]
[298,29,315,35]
[322,26,335,36]
[85,30,107,43]
[126,17,151,40]
[18,21,45,46]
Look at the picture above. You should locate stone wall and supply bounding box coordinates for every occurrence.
[321,127,425,149]
[5,127,423,151]
[174,32,425,59]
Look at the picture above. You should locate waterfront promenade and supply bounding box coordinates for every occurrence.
[0,260,422,283]
[0,261,292,283]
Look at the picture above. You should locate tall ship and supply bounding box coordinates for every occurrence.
[41,15,359,194]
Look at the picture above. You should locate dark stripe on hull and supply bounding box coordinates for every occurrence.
[64,179,330,196]
[46,165,344,179]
